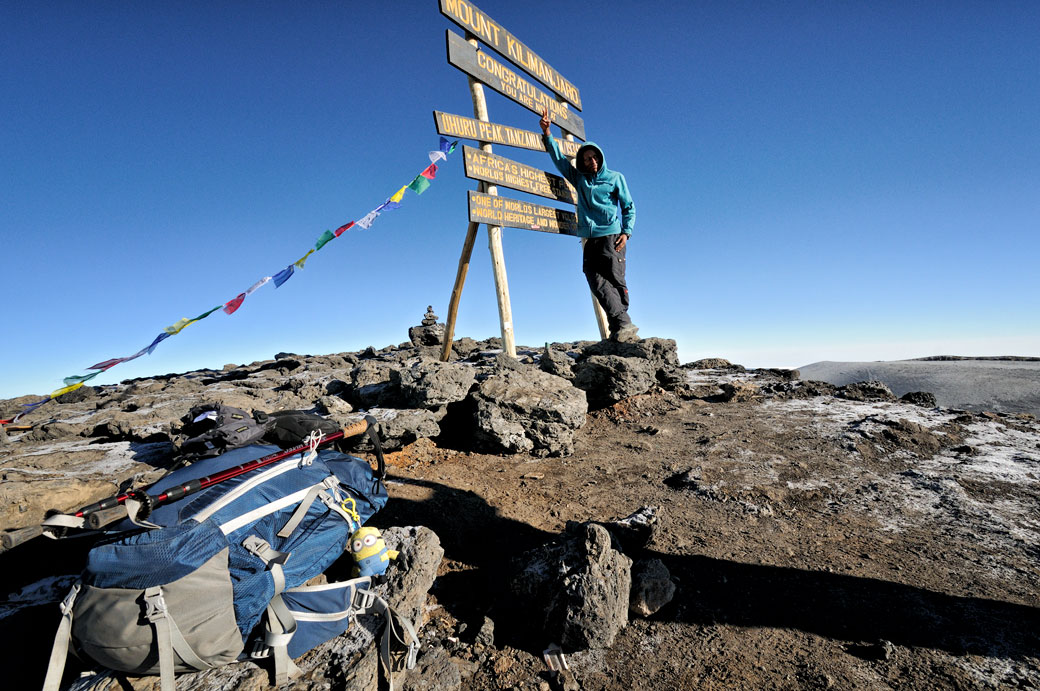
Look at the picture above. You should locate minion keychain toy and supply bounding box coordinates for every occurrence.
[348,526,399,578]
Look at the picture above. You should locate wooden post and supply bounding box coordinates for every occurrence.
[440,33,517,360]
[562,132,610,339]
[440,220,479,361]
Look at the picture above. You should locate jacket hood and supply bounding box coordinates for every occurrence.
[576,141,605,176]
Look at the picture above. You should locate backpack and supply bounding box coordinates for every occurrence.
[42,436,417,691]
[179,404,273,458]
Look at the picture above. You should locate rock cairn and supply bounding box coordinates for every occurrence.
[408,305,445,347]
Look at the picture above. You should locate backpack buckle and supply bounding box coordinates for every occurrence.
[143,588,169,622]
[249,639,272,659]
[543,643,569,672]
[352,587,377,613]
[59,583,81,616]
[406,640,419,669]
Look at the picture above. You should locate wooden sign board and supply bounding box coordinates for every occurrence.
[446,30,586,141]
[439,0,582,110]
[468,190,579,235]
[463,145,577,204]
[434,111,581,158]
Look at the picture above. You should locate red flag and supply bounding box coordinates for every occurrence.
[89,358,126,370]
[420,163,438,180]
[334,221,356,237]
[223,293,246,315]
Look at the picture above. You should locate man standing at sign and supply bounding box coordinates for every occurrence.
[539,107,638,341]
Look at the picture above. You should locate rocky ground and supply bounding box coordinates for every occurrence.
[1,332,1038,690]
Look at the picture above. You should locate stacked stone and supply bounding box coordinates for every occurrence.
[408,305,446,347]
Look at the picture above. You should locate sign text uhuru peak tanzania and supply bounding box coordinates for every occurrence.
[439,0,581,110]
[446,30,585,140]
[434,112,581,157]
[463,145,576,204]
[468,191,578,235]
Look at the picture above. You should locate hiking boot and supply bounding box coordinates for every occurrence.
[614,324,640,342]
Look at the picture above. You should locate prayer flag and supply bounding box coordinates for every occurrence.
[429,150,447,164]
[125,343,153,361]
[63,371,102,387]
[51,382,84,398]
[420,163,437,180]
[273,265,294,287]
[390,186,407,203]
[315,230,335,250]
[408,175,431,195]
[334,222,355,237]
[89,357,126,370]
[195,305,223,321]
[448,140,457,154]
[146,332,170,354]
[165,318,191,335]
[356,210,379,229]
[246,276,271,295]
[439,137,451,153]
[21,397,52,411]
[224,292,246,315]
[165,305,220,335]
[294,249,315,269]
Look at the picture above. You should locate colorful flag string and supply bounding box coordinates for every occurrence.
[10,138,459,423]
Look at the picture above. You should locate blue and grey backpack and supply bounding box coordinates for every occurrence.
[41,430,417,690]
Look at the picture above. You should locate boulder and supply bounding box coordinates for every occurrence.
[720,381,759,403]
[901,391,938,408]
[539,346,576,380]
[686,358,745,372]
[596,505,660,553]
[400,646,461,691]
[340,409,443,452]
[512,522,632,651]
[316,395,353,416]
[450,337,480,359]
[28,422,83,441]
[350,360,402,408]
[408,323,446,347]
[572,355,657,408]
[839,380,896,402]
[392,361,476,410]
[655,366,689,394]
[580,338,680,374]
[470,369,587,457]
[629,558,676,617]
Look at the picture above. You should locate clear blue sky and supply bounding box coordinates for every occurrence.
[3,1,1038,400]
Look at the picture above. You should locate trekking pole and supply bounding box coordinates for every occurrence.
[1,416,379,550]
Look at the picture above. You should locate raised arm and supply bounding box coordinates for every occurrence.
[539,106,578,183]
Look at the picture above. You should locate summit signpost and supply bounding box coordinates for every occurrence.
[439,0,582,110]
[433,111,581,157]
[437,0,610,361]
[462,145,576,204]
[445,30,585,140]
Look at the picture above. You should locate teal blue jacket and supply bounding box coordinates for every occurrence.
[544,134,635,238]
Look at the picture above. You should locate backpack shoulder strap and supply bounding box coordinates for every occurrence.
[42,583,81,691]
[353,588,419,691]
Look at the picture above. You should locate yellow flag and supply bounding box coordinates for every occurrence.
[165,318,192,335]
[295,249,315,269]
[50,381,85,398]
[389,186,407,203]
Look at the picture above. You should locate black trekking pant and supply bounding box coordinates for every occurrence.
[582,235,631,334]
